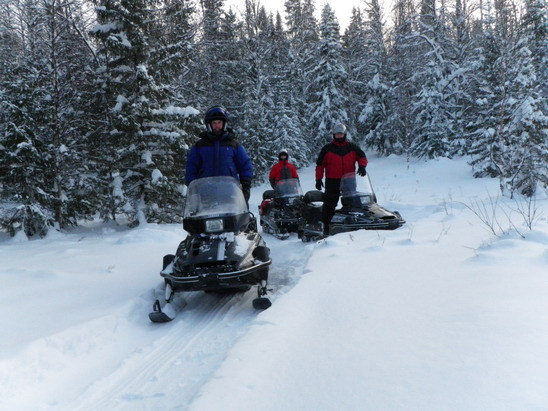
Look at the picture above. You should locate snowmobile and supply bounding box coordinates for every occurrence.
[149,176,272,323]
[259,178,304,240]
[298,172,406,242]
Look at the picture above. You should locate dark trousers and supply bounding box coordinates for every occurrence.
[322,178,341,226]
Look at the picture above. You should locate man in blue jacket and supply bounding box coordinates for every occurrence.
[185,106,254,204]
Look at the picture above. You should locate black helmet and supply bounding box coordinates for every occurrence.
[204,105,228,132]
[278,149,289,160]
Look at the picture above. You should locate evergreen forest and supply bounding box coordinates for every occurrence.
[0,0,546,237]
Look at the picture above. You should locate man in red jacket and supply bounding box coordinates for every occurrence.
[315,123,368,235]
[269,149,299,189]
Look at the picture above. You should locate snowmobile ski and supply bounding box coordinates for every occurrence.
[252,280,272,310]
[149,299,175,323]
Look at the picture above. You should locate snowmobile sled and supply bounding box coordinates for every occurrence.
[149,176,272,323]
[298,172,406,242]
[259,178,304,240]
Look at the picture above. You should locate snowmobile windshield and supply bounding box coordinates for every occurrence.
[184,176,248,218]
[340,172,375,204]
[274,178,303,198]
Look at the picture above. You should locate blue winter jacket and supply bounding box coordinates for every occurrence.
[185,129,254,185]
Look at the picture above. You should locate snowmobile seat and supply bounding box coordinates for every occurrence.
[301,190,323,224]
[259,199,273,216]
[303,190,323,204]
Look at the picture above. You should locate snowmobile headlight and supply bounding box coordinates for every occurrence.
[205,218,224,233]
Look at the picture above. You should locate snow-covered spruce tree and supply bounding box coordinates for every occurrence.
[468,17,508,178]
[0,0,99,236]
[484,37,548,197]
[262,11,309,170]
[191,0,243,111]
[521,0,547,96]
[444,0,479,156]
[146,0,203,209]
[195,0,226,100]
[148,0,197,85]
[40,0,105,228]
[498,38,548,196]
[284,0,319,147]
[355,0,393,154]
[342,8,368,139]
[469,0,547,196]
[0,1,25,73]
[307,4,349,146]
[407,0,455,158]
[90,0,192,225]
[235,2,276,178]
[380,0,417,154]
[0,1,54,236]
[284,0,301,39]
[235,3,308,178]
[0,64,55,237]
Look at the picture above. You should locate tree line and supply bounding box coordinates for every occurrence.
[0,0,546,237]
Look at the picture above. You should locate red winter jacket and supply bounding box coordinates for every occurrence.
[315,140,368,180]
[269,160,299,188]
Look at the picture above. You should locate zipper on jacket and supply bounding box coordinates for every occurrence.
[214,140,220,176]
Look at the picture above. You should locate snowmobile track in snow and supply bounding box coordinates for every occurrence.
[71,235,315,410]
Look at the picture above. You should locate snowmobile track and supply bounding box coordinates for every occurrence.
[71,237,315,410]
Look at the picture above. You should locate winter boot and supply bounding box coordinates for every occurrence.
[322,222,330,237]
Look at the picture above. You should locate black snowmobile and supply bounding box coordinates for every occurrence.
[149,176,272,323]
[259,178,304,240]
[298,172,406,242]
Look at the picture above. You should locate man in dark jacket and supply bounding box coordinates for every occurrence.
[315,123,368,235]
[185,106,254,203]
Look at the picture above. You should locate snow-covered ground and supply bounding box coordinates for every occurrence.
[1,156,547,410]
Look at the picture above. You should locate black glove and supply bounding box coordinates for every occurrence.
[357,166,366,177]
[315,179,324,191]
[240,179,251,202]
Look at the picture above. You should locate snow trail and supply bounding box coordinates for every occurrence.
[68,233,315,410]
[2,157,547,410]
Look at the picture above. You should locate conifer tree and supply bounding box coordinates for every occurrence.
[445,0,477,156]
[0,64,55,236]
[357,0,392,153]
[308,4,348,145]
[90,0,191,224]
[1,0,98,236]
[285,0,319,145]
[374,0,416,154]
[343,8,368,138]
[408,0,462,158]
[521,0,547,92]
[236,2,276,177]
[265,12,309,167]
[497,37,548,196]
[469,0,547,195]
[194,0,243,109]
